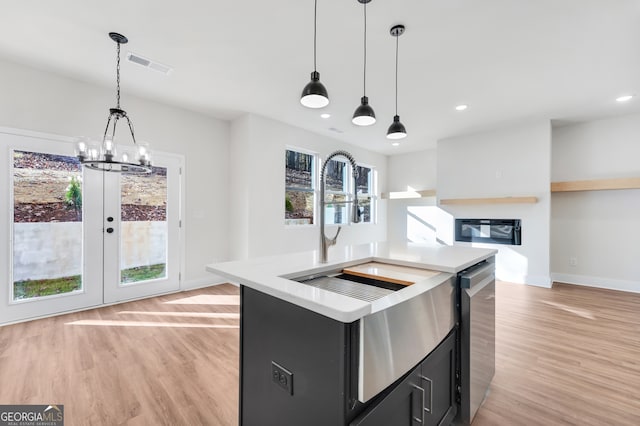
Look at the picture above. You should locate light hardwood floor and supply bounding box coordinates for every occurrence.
[0,284,240,425]
[474,281,640,426]
[0,281,638,425]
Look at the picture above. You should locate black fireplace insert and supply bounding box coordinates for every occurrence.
[455,219,521,245]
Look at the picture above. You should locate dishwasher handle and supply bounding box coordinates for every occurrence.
[460,262,494,289]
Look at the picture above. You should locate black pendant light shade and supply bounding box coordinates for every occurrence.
[353,96,376,126]
[387,115,407,139]
[387,24,407,140]
[301,71,329,108]
[300,0,329,109]
[352,0,376,126]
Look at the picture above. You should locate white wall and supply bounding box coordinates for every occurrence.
[386,150,454,245]
[437,121,552,287]
[0,58,230,289]
[551,113,640,292]
[229,114,388,260]
[387,149,438,193]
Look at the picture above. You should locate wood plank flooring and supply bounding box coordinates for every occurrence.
[0,284,240,425]
[473,281,640,426]
[0,281,638,425]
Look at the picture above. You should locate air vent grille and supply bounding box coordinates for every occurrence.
[126,52,172,75]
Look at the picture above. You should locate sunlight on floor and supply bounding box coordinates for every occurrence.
[541,300,596,320]
[65,319,239,328]
[118,310,239,319]
[163,294,240,305]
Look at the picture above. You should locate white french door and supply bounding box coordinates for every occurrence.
[0,128,183,325]
[102,152,181,304]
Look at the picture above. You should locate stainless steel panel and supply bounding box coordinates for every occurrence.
[460,261,494,289]
[468,279,495,421]
[460,262,495,425]
[358,276,456,402]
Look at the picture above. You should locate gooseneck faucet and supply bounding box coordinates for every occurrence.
[320,150,360,263]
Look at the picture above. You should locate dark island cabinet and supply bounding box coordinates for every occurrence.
[350,331,457,426]
[240,285,457,426]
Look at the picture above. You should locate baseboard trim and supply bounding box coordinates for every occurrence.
[551,273,640,294]
[182,276,229,290]
[496,271,552,288]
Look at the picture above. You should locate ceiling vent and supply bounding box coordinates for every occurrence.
[126,52,173,75]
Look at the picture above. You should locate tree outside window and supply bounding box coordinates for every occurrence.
[285,149,315,225]
[356,165,375,223]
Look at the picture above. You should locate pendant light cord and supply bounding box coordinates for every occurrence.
[363,1,367,96]
[394,33,398,115]
[116,41,121,109]
[313,0,318,72]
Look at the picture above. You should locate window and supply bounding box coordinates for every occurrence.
[323,159,349,225]
[12,150,84,300]
[356,165,376,223]
[285,149,315,225]
[120,166,168,284]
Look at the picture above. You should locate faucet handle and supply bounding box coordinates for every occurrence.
[328,226,342,246]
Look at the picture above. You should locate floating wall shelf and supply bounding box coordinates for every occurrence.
[550,177,640,193]
[439,196,538,205]
[381,189,436,200]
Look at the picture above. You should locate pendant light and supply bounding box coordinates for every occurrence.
[387,24,407,140]
[352,0,376,126]
[300,0,329,108]
[76,32,152,174]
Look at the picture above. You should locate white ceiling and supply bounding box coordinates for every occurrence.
[2,0,640,155]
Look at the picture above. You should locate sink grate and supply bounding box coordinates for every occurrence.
[299,276,394,302]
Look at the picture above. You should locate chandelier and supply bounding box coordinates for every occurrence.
[76,32,152,173]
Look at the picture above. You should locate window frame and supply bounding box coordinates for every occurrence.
[354,164,377,225]
[284,147,318,227]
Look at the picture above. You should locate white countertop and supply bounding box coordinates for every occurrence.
[206,242,496,322]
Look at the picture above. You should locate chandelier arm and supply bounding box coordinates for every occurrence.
[111,116,120,141]
[124,115,137,145]
[102,113,114,142]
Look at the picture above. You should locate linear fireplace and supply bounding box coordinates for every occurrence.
[455,219,521,245]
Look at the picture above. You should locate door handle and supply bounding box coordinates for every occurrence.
[107,216,114,222]
[411,384,425,424]
[106,227,114,234]
[419,375,433,414]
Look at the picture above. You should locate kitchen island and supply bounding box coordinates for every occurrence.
[207,242,496,426]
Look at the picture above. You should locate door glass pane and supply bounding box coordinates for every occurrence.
[12,150,83,300]
[120,167,168,284]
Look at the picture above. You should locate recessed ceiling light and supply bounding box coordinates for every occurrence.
[391,142,400,146]
[455,104,468,111]
[616,95,634,102]
[320,113,331,119]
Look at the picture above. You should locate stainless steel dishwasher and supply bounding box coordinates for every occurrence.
[458,260,495,425]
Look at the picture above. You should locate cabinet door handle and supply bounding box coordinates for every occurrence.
[419,375,433,414]
[411,384,425,424]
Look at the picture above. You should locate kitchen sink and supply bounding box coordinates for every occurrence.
[292,261,438,302]
[291,261,457,402]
